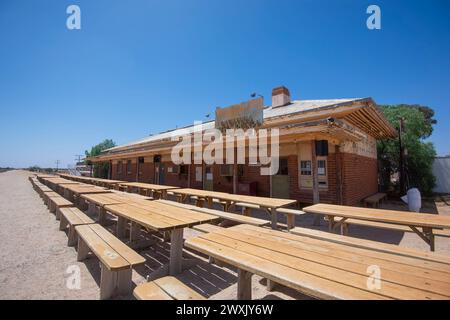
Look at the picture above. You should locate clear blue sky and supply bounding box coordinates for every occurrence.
[1,0,449,168]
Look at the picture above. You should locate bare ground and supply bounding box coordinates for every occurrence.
[0,170,449,300]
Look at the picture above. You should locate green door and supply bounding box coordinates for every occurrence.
[203,165,213,191]
[271,158,290,199]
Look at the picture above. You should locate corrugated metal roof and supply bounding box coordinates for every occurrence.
[104,98,364,152]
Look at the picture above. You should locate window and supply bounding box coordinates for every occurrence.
[127,160,132,174]
[278,158,289,175]
[300,161,311,175]
[138,157,144,164]
[117,161,122,174]
[317,160,327,176]
[179,165,188,175]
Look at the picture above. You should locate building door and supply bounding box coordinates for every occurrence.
[154,155,165,185]
[271,158,290,198]
[203,165,213,191]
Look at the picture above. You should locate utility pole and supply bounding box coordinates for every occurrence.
[55,160,61,172]
[74,155,83,163]
[398,118,405,195]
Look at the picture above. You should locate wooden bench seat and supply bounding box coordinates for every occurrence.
[235,202,305,229]
[290,226,450,265]
[276,207,306,230]
[333,216,450,238]
[59,207,95,246]
[362,192,387,207]
[157,200,270,227]
[44,191,61,207]
[48,196,74,218]
[193,223,225,233]
[133,276,206,300]
[76,224,146,299]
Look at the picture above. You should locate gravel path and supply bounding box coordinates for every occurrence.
[0,170,99,299]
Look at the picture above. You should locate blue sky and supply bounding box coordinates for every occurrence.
[0,0,449,168]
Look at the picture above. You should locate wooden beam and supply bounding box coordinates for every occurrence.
[311,140,321,226]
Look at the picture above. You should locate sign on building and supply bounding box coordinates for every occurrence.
[215,97,264,131]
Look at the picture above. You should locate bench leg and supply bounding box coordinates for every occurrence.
[49,201,56,214]
[55,207,61,220]
[287,214,295,230]
[59,214,67,231]
[237,269,252,300]
[100,264,115,300]
[117,268,133,296]
[77,238,90,261]
[68,225,78,246]
[117,216,127,238]
[169,228,184,275]
[267,279,276,291]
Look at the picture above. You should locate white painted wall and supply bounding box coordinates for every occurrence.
[433,157,450,193]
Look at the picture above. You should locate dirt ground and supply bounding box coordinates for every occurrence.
[0,170,449,300]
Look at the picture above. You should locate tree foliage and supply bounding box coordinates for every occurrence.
[84,139,116,178]
[377,105,436,195]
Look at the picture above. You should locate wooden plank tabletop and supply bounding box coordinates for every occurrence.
[42,178,80,185]
[63,184,111,195]
[80,192,152,207]
[185,224,450,300]
[303,204,450,229]
[171,188,296,208]
[119,182,179,191]
[104,201,219,232]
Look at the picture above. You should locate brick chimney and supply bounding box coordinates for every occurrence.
[271,86,291,108]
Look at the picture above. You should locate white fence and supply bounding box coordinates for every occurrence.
[433,157,450,193]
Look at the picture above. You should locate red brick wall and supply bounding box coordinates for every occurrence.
[108,152,378,206]
[137,162,154,183]
[239,164,270,197]
[341,153,378,206]
[288,154,338,205]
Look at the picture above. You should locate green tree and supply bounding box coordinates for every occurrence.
[377,105,436,195]
[85,139,116,178]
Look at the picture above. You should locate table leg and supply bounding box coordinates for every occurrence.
[98,208,107,225]
[237,269,252,300]
[117,216,127,238]
[328,215,334,232]
[169,228,184,275]
[269,208,277,230]
[130,221,140,242]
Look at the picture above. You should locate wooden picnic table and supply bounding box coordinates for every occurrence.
[118,182,179,199]
[185,223,450,300]
[170,188,297,229]
[104,200,219,276]
[58,174,123,188]
[80,191,152,224]
[61,184,111,204]
[303,204,450,251]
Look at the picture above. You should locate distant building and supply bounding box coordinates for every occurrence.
[88,86,396,205]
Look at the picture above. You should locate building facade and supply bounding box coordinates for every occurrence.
[89,87,396,206]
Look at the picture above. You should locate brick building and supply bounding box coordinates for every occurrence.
[88,87,396,206]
